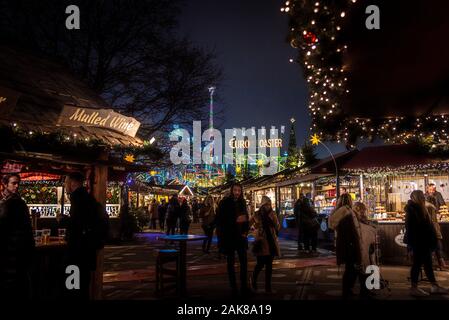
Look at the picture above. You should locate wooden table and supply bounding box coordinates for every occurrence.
[158,234,208,296]
[33,237,68,299]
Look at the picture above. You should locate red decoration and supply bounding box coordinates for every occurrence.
[303,31,318,45]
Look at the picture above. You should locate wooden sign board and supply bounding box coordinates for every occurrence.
[57,105,141,137]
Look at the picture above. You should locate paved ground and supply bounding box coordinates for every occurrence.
[102,224,449,300]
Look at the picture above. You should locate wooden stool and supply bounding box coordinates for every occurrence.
[155,249,180,296]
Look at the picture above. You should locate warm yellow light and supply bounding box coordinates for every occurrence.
[310,133,321,146]
[124,154,135,163]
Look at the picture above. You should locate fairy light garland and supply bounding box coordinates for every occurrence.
[283,0,449,146]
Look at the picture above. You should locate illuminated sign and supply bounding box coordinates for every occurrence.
[228,138,282,149]
[57,105,141,137]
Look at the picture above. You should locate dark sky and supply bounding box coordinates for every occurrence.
[179,1,310,142]
[178,0,366,157]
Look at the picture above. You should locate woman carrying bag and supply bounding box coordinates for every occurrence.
[250,196,281,294]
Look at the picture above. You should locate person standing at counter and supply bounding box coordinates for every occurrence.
[425,183,445,211]
[64,172,109,300]
[215,183,250,297]
[0,173,35,299]
[404,190,448,297]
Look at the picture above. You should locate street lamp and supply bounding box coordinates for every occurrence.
[310,134,340,199]
[149,137,156,145]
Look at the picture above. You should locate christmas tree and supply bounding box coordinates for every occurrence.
[299,140,317,168]
[286,118,301,168]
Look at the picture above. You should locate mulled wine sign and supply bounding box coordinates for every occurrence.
[57,105,141,137]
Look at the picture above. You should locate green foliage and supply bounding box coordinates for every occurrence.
[300,141,318,167]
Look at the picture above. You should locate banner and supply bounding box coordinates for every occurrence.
[57,105,141,137]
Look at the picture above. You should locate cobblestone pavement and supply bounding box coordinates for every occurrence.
[102,224,449,300]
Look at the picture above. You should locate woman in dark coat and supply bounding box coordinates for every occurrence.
[0,174,35,299]
[179,198,192,235]
[250,196,280,293]
[166,195,180,235]
[215,183,250,296]
[405,190,448,297]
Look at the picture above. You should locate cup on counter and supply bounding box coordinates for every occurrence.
[34,230,43,245]
[42,229,51,245]
[58,228,66,243]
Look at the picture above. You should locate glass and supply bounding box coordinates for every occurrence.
[34,230,43,245]
[42,229,51,245]
[58,228,66,242]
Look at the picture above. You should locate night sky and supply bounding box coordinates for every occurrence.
[179,0,352,156]
[179,1,311,143]
[179,0,449,157]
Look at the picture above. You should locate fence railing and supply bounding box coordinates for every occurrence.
[28,204,120,218]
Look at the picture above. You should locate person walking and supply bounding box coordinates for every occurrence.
[298,197,319,253]
[215,183,250,297]
[329,193,368,298]
[0,173,35,300]
[158,199,167,231]
[192,199,200,223]
[166,195,180,235]
[404,190,448,297]
[148,199,158,230]
[426,196,447,270]
[179,198,192,235]
[200,196,216,253]
[250,196,280,294]
[64,172,109,300]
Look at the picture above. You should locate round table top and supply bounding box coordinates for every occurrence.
[158,234,208,241]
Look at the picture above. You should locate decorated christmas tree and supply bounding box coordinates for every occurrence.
[286,118,301,168]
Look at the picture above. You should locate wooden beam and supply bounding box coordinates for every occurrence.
[90,151,108,300]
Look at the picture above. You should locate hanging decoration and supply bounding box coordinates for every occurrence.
[282,0,449,147]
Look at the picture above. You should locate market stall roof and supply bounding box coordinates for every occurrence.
[340,144,446,170]
[275,173,332,188]
[310,150,358,174]
[0,46,143,147]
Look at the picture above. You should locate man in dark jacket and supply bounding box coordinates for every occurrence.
[425,183,446,211]
[215,183,250,297]
[64,172,108,300]
[0,173,35,299]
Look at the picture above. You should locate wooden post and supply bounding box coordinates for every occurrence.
[90,151,108,300]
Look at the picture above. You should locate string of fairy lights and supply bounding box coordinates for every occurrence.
[282,0,449,148]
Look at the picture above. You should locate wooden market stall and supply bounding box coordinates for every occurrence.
[0,46,156,299]
[340,144,449,264]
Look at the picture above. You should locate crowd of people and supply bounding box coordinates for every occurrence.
[2,172,449,300]
[327,188,449,298]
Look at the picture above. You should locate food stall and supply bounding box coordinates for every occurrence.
[0,47,158,299]
[341,145,449,264]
